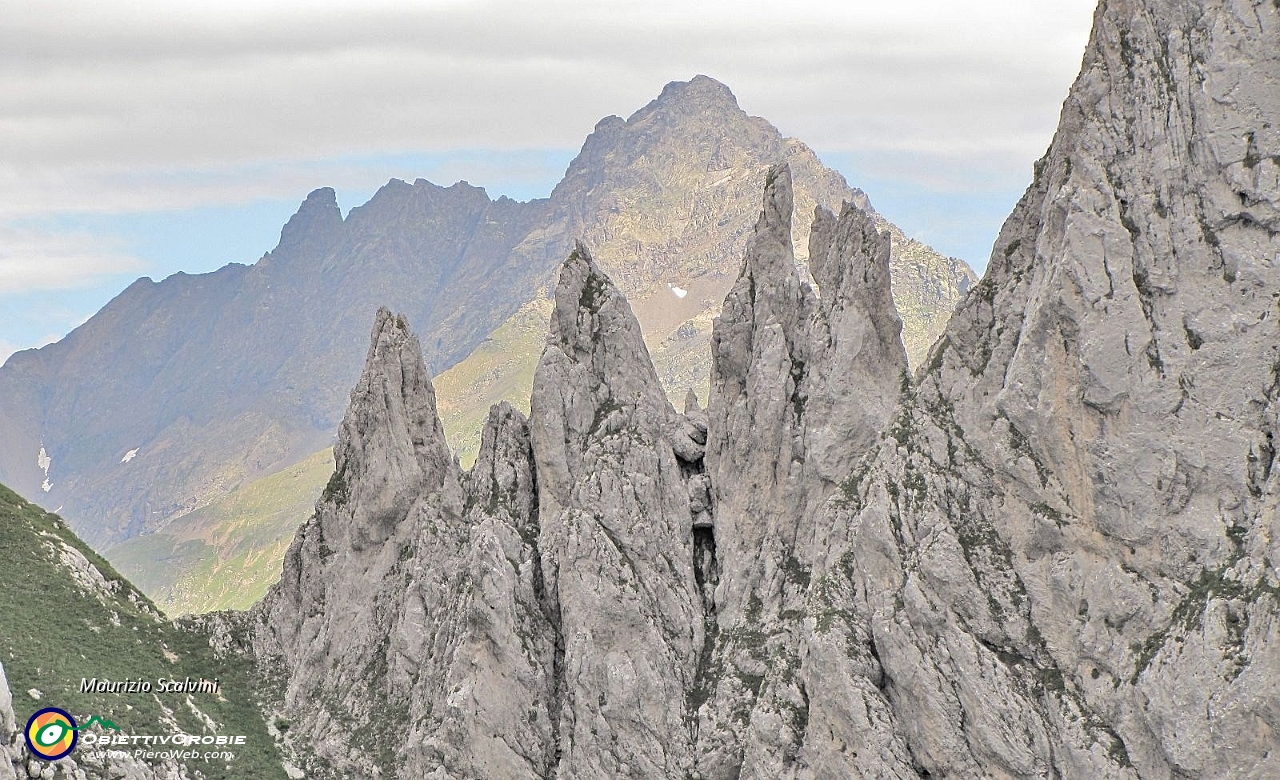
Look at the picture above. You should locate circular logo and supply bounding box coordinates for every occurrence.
[25,708,78,761]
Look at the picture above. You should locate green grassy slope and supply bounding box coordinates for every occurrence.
[109,449,333,616]
[0,483,286,779]
[434,299,551,467]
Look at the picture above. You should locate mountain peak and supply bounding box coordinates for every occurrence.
[547,241,634,356]
[333,308,455,543]
[653,74,740,111]
[272,186,343,262]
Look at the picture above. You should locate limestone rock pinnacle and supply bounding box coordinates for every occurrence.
[530,242,704,777]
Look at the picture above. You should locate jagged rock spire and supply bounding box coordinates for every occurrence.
[254,308,473,777]
[334,307,457,543]
[805,199,909,484]
[466,401,540,534]
[706,162,906,579]
[530,242,703,778]
[535,241,685,505]
[697,162,909,774]
[270,186,344,264]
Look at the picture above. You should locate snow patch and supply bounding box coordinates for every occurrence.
[121,448,139,463]
[37,444,52,490]
[667,283,688,299]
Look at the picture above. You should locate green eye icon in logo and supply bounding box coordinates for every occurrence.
[26,708,78,761]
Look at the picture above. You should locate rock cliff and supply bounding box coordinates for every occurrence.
[821,0,1280,775]
[249,0,1280,777]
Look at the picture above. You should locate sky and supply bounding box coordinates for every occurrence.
[0,0,1099,365]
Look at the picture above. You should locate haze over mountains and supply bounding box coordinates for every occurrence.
[0,76,973,612]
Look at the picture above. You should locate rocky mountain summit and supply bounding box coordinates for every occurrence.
[240,0,1280,777]
[0,75,971,565]
[5,0,1274,777]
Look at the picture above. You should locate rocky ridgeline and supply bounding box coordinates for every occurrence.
[246,163,908,778]
[244,0,1280,777]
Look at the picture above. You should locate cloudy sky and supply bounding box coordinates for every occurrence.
[0,0,1098,364]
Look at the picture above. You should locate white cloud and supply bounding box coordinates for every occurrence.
[0,0,1097,206]
[0,224,145,292]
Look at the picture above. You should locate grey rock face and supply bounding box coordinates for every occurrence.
[814,0,1280,777]
[252,2,1279,777]
[696,164,909,777]
[529,243,704,777]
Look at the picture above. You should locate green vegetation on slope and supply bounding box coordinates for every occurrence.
[434,299,551,467]
[0,483,285,778]
[108,448,333,616]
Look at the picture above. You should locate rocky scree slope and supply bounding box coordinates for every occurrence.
[242,0,1280,776]
[0,76,971,561]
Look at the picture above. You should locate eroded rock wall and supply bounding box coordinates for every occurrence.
[251,2,1280,777]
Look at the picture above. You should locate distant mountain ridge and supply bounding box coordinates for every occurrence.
[0,76,974,562]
